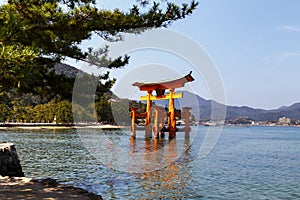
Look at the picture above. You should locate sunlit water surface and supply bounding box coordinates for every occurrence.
[0,126,299,199]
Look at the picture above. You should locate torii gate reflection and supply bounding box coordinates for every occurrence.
[130,71,194,139]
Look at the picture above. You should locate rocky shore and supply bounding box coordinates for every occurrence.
[0,176,103,200]
[0,142,103,199]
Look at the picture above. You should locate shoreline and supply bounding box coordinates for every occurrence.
[0,123,299,131]
[0,176,103,199]
[0,123,130,130]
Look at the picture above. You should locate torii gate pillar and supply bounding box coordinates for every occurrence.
[182,107,192,133]
[153,106,167,139]
[145,91,152,138]
[168,89,176,138]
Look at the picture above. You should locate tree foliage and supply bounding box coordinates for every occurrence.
[95,98,113,123]
[0,104,9,122]
[0,0,197,94]
[56,100,73,123]
[0,0,198,122]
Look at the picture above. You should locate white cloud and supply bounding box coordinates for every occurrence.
[279,25,300,32]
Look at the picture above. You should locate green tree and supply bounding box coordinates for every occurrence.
[95,98,113,123]
[130,100,147,113]
[0,104,10,122]
[56,100,73,123]
[73,103,95,122]
[111,99,132,125]
[11,105,33,123]
[31,101,56,122]
[33,104,50,122]
[44,101,57,123]
[0,0,198,100]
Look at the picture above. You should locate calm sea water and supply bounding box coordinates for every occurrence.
[0,126,299,199]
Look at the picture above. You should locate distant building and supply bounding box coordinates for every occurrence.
[278,117,291,125]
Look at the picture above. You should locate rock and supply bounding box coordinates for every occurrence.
[0,143,24,177]
[0,165,8,174]
[40,178,59,187]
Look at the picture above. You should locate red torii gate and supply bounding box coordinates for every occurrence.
[131,71,195,139]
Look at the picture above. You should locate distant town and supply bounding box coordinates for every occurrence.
[199,116,300,127]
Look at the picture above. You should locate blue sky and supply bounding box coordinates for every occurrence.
[80,0,300,109]
[177,0,300,109]
[174,0,300,110]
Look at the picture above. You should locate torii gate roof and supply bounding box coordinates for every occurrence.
[132,71,194,91]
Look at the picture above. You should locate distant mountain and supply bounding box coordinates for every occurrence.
[155,91,300,121]
[227,102,300,121]
[54,63,84,78]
